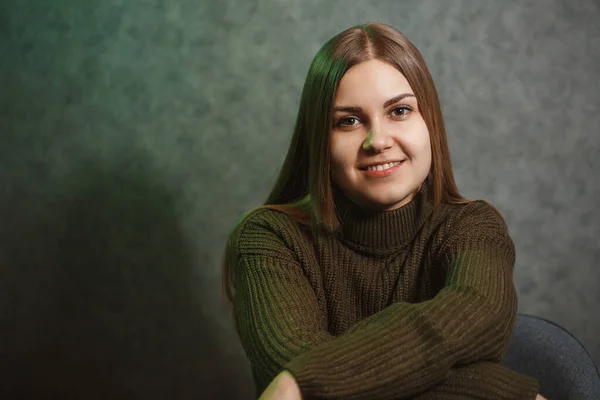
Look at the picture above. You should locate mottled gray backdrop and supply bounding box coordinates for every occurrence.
[1,0,598,398]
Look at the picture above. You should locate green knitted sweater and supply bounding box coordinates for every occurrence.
[232,185,540,399]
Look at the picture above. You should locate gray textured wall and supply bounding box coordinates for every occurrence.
[1,0,598,398]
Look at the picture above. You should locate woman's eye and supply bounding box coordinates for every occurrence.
[336,116,359,127]
[391,106,412,117]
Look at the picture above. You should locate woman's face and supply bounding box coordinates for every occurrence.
[329,59,432,211]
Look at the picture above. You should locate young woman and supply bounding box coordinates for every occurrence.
[223,23,547,400]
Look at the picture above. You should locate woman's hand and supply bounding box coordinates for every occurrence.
[536,394,547,400]
[258,370,302,400]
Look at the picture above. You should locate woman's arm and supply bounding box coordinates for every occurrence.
[259,362,541,400]
[233,210,335,393]
[235,204,538,399]
[412,362,540,400]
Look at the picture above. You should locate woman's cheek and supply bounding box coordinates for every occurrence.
[330,136,349,168]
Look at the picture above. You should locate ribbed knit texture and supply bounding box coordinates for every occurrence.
[233,185,540,399]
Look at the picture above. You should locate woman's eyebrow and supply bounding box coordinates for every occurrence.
[383,93,415,107]
[333,93,416,113]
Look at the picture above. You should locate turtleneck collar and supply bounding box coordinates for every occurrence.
[332,183,433,252]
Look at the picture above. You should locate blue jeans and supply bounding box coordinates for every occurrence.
[503,314,600,399]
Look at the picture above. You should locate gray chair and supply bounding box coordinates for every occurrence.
[503,314,600,399]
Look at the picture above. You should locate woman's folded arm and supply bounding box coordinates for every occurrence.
[234,204,538,399]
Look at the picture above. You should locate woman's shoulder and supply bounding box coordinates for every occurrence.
[432,199,511,239]
[237,206,305,232]
[231,206,311,252]
[430,199,515,262]
[439,199,507,224]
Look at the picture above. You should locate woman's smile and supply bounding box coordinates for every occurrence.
[360,160,405,177]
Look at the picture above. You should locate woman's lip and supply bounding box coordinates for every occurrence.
[360,160,404,177]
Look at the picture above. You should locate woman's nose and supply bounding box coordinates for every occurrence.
[362,127,393,152]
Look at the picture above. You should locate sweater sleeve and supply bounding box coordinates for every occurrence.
[412,362,540,400]
[234,204,537,399]
[233,210,335,394]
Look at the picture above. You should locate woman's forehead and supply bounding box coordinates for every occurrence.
[334,60,414,105]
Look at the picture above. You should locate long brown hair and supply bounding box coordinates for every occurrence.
[222,22,466,304]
